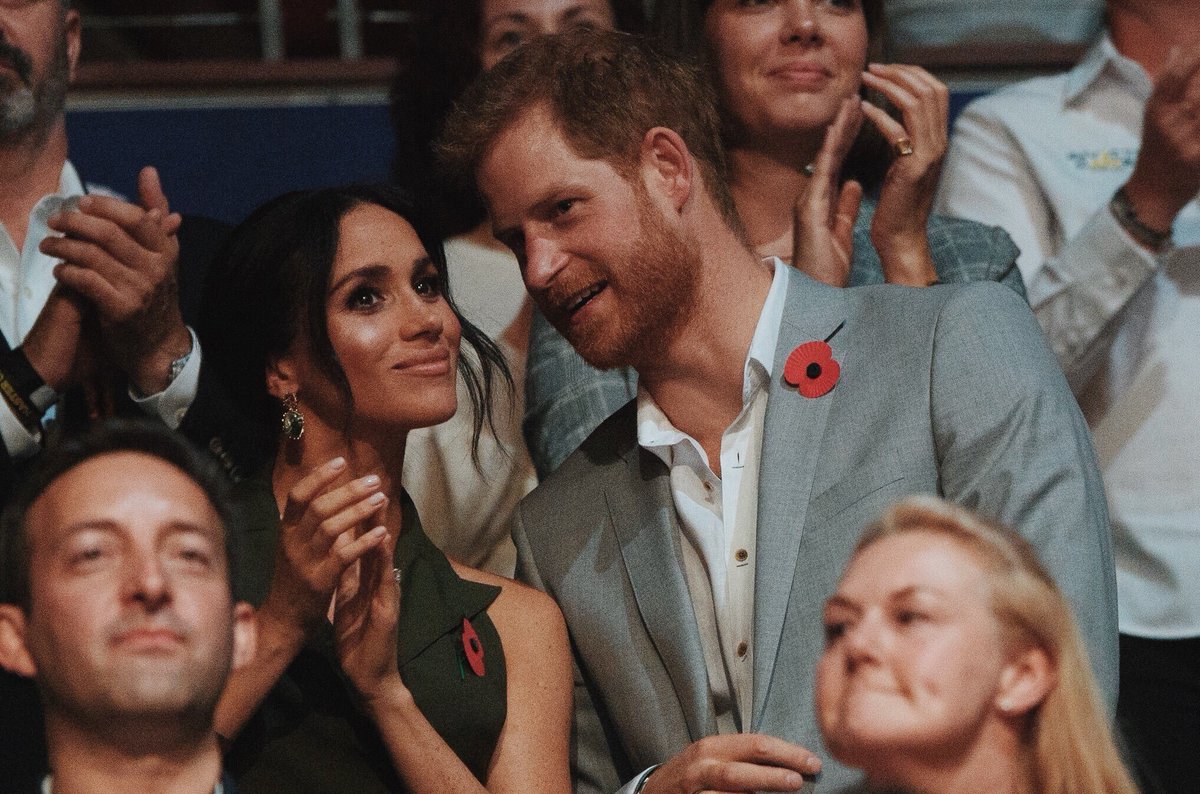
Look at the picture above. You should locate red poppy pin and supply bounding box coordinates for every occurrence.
[461,618,486,677]
[782,322,844,398]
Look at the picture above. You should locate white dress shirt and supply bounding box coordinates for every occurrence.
[615,259,789,794]
[0,161,201,457]
[637,258,789,728]
[936,34,1200,638]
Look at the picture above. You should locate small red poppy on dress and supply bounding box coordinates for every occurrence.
[783,340,840,398]
[462,618,486,677]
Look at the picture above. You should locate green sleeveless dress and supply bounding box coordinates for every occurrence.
[225,479,507,792]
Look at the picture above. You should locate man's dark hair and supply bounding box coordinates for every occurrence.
[436,29,741,230]
[0,420,239,610]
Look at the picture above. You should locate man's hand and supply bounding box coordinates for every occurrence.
[1124,43,1200,233]
[38,166,190,396]
[641,734,821,794]
[19,285,87,393]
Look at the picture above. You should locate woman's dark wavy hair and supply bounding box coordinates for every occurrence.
[388,0,646,237]
[653,0,893,192]
[198,184,510,473]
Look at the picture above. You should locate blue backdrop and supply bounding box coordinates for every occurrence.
[65,91,985,226]
[66,102,396,226]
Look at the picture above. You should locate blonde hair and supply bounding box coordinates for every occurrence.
[856,496,1136,794]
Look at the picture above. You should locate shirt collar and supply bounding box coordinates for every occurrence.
[636,258,790,452]
[28,161,86,231]
[59,160,85,197]
[1063,32,1152,105]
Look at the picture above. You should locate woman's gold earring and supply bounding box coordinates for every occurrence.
[281,393,305,440]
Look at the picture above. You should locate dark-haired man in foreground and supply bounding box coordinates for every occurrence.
[439,30,1116,794]
[0,421,255,793]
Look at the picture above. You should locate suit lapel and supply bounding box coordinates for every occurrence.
[751,272,848,728]
[608,445,716,742]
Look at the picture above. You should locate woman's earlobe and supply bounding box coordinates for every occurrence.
[265,358,298,400]
[996,645,1056,717]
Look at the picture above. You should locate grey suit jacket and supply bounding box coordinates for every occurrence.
[523,205,1025,477]
[513,275,1115,793]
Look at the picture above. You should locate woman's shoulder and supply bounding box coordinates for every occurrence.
[451,563,561,618]
[449,560,565,631]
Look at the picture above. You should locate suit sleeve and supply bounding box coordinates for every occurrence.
[512,506,628,794]
[928,283,1118,708]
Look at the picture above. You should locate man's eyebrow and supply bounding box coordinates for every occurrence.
[55,519,223,543]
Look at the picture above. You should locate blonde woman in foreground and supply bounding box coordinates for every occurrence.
[817,496,1135,794]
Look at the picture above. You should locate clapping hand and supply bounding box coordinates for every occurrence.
[860,63,949,286]
[264,457,391,634]
[792,96,865,286]
[1123,43,1200,237]
[334,525,404,709]
[40,166,191,396]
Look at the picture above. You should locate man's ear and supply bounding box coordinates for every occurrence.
[995,644,1056,718]
[0,605,37,679]
[229,602,257,672]
[639,127,694,213]
[64,9,82,84]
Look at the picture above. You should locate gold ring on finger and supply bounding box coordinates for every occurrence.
[894,137,914,157]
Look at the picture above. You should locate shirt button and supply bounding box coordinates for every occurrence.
[736,641,749,658]
[734,548,749,563]
[703,481,713,493]
[22,287,31,298]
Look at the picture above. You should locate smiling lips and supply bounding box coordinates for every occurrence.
[768,60,832,87]
[392,348,452,376]
[557,280,607,324]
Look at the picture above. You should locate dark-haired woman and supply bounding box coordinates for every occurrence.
[201,185,571,792]
[387,0,646,574]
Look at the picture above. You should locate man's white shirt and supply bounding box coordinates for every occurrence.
[0,161,201,457]
[936,34,1200,638]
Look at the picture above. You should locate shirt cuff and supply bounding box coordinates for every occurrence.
[0,395,42,459]
[1026,206,1159,373]
[130,327,201,430]
[615,766,659,794]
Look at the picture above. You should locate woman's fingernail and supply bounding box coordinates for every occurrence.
[368,492,387,505]
[329,457,346,470]
[360,474,381,488]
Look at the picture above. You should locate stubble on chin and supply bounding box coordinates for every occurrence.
[0,30,70,144]
[562,190,701,372]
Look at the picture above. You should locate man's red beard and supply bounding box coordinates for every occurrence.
[542,185,702,372]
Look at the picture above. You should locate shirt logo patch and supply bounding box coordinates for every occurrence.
[1067,149,1136,171]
